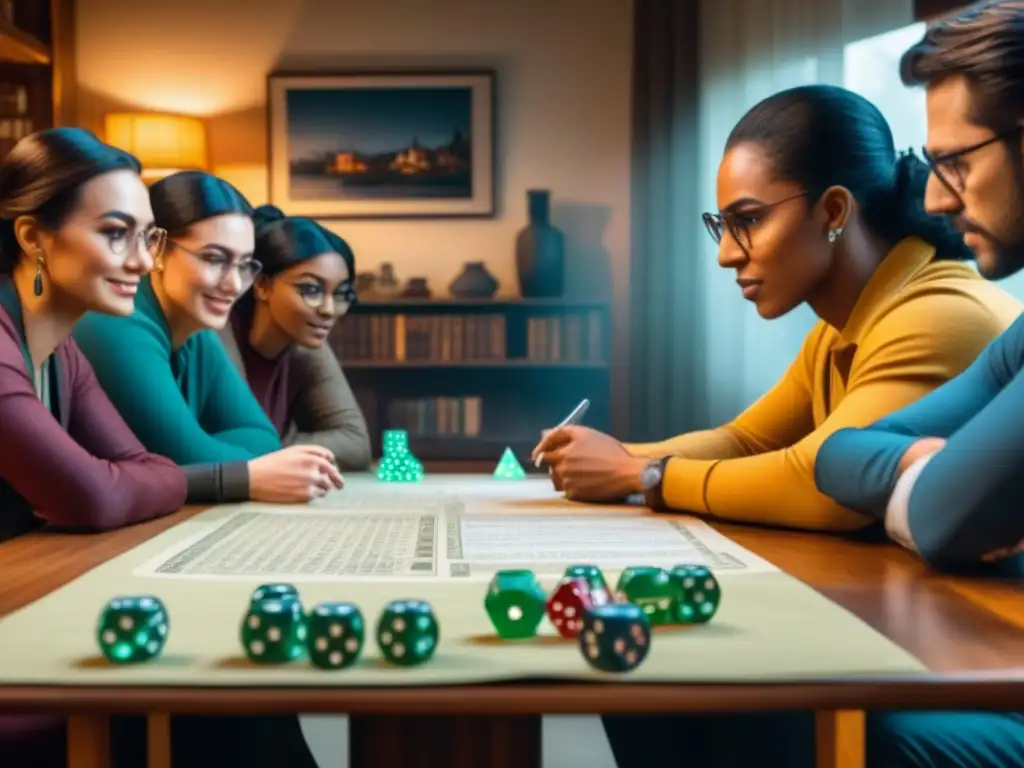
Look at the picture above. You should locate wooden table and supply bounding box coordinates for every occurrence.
[0,506,1022,768]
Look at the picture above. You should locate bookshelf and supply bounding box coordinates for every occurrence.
[331,297,612,472]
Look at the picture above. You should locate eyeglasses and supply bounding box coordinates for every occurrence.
[168,241,263,288]
[702,192,809,249]
[922,127,1023,195]
[292,282,357,314]
[111,227,167,259]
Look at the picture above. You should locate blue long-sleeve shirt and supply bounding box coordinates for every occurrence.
[814,312,1024,570]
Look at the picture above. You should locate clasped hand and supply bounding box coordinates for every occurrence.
[530,425,648,502]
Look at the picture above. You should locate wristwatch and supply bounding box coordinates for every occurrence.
[639,457,670,511]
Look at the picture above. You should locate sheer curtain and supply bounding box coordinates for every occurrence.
[694,0,914,427]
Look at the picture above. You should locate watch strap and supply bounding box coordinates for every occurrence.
[642,457,670,511]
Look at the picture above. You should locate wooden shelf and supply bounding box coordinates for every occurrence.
[0,17,50,64]
[344,359,607,370]
[354,296,610,311]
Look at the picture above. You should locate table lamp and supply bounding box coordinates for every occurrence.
[104,112,207,183]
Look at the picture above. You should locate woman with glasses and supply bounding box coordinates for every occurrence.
[532,83,1022,535]
[72,171,344,507]
[0,128,189,765]
[219,205,371,469]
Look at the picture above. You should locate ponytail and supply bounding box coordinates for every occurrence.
[883,149,973,261]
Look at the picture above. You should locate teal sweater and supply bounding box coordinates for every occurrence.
[73,277,282,466]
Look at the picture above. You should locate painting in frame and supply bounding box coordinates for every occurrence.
[267,70,495,219]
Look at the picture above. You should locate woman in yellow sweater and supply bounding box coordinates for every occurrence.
[532,84,1023,535]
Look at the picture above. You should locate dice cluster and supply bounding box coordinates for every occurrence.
[483,563,721,673]
[95,586,440,669]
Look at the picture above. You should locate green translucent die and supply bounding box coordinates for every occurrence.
[306,602,365,670]
[669,564,721,624]
[376,599,438,666]
[564,564,609,596]
[377,430,425,483]
[241,598,307,664]
[96,595,169,664]
[614,566,677,624]
[493,447,527,479]
[251,583,298,604]
[484,569,547,639]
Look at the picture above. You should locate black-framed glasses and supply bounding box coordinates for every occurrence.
[702,192,809,248]
[111,226,167,259]
[168,241,263,288]
[292,281,357,314]
[922,127,1023,195]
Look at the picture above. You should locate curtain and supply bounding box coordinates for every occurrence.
[629,0,913,439]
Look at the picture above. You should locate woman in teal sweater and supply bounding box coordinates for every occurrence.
[73,171,343,505]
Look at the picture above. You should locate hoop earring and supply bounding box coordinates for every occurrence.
[828,226,844,244]
[33,253,43,297]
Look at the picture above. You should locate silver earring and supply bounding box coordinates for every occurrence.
[828,226,844,243]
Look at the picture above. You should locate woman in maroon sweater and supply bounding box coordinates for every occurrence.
[0,130,188,764]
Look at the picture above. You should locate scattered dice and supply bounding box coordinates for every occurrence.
[251,583,299,604]
[578,602,651,673]
[668,564,721,623]
[563,564,611,603]
[376,599,439,666]
[615,566,677,624]
[546,576,598,638]
[96,595,169,664]
[240,598,307,664]
[306,602,365,670]
[484,569,548,639]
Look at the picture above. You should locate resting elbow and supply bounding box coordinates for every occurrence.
[910,502,982,572]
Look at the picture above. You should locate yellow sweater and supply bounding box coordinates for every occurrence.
[624,237,1023,532]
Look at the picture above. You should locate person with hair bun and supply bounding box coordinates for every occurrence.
[72,171,344,505]
[533,84,1022,536]
[0,127,187,764]
[218,204,371,470]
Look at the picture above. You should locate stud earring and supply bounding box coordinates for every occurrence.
[32,253,43,297]
[828,226,844,244]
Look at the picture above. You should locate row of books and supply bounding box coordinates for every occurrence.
[334,315,506,362]
[385,396,484,437]
[333,311,606,363]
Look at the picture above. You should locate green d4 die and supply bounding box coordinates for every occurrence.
[241,598,307,664]
[484,569,548,639]
[251,583,299,604]
[376,599,439,666]
[669,564,721,623]
[563,564,609,599]
[615,566,678,624]
[306,602,365,670]
[96,595,169,664]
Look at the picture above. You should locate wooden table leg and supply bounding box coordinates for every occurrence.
[815,709,865,768]
[349,714,541,768]
[146,713,171,768]
[67,714,111,768]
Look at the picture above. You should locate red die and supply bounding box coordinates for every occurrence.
[546,577,596,638]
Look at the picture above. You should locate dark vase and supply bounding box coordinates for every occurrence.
[515,189,564,298]
[449,261,499,299]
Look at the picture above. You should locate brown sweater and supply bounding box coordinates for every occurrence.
[219,321,371,470]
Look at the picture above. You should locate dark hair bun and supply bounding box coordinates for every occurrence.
[253,204,286,231]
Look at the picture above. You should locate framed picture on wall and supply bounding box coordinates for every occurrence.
[266,70,496,219]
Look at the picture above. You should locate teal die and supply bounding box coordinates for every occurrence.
[306,602,365,670]
[669,564,721,623]
[251,583,298,604]
[376,599,439,666]
[96,595,169,664]
[240,598,307,663]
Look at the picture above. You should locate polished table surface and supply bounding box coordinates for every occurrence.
[0,502,1022,768]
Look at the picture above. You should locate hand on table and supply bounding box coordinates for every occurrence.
[248,445,345,503]
[531,426,648,501]
[896,437,947,478]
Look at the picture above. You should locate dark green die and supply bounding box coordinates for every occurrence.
[484,569,548,639]
[306,602,365,670]
[251,583,298,604]
[564,564,610,600]
[614,566,677,624]
[669,564,721,623]
[578,602,651,673]
[96,595,169,664]
[376,599,439,666]
[240,598,306,664]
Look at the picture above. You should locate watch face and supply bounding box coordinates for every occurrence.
[641,463,662,491]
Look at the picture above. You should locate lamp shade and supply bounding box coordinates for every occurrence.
[104,113,207,181]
